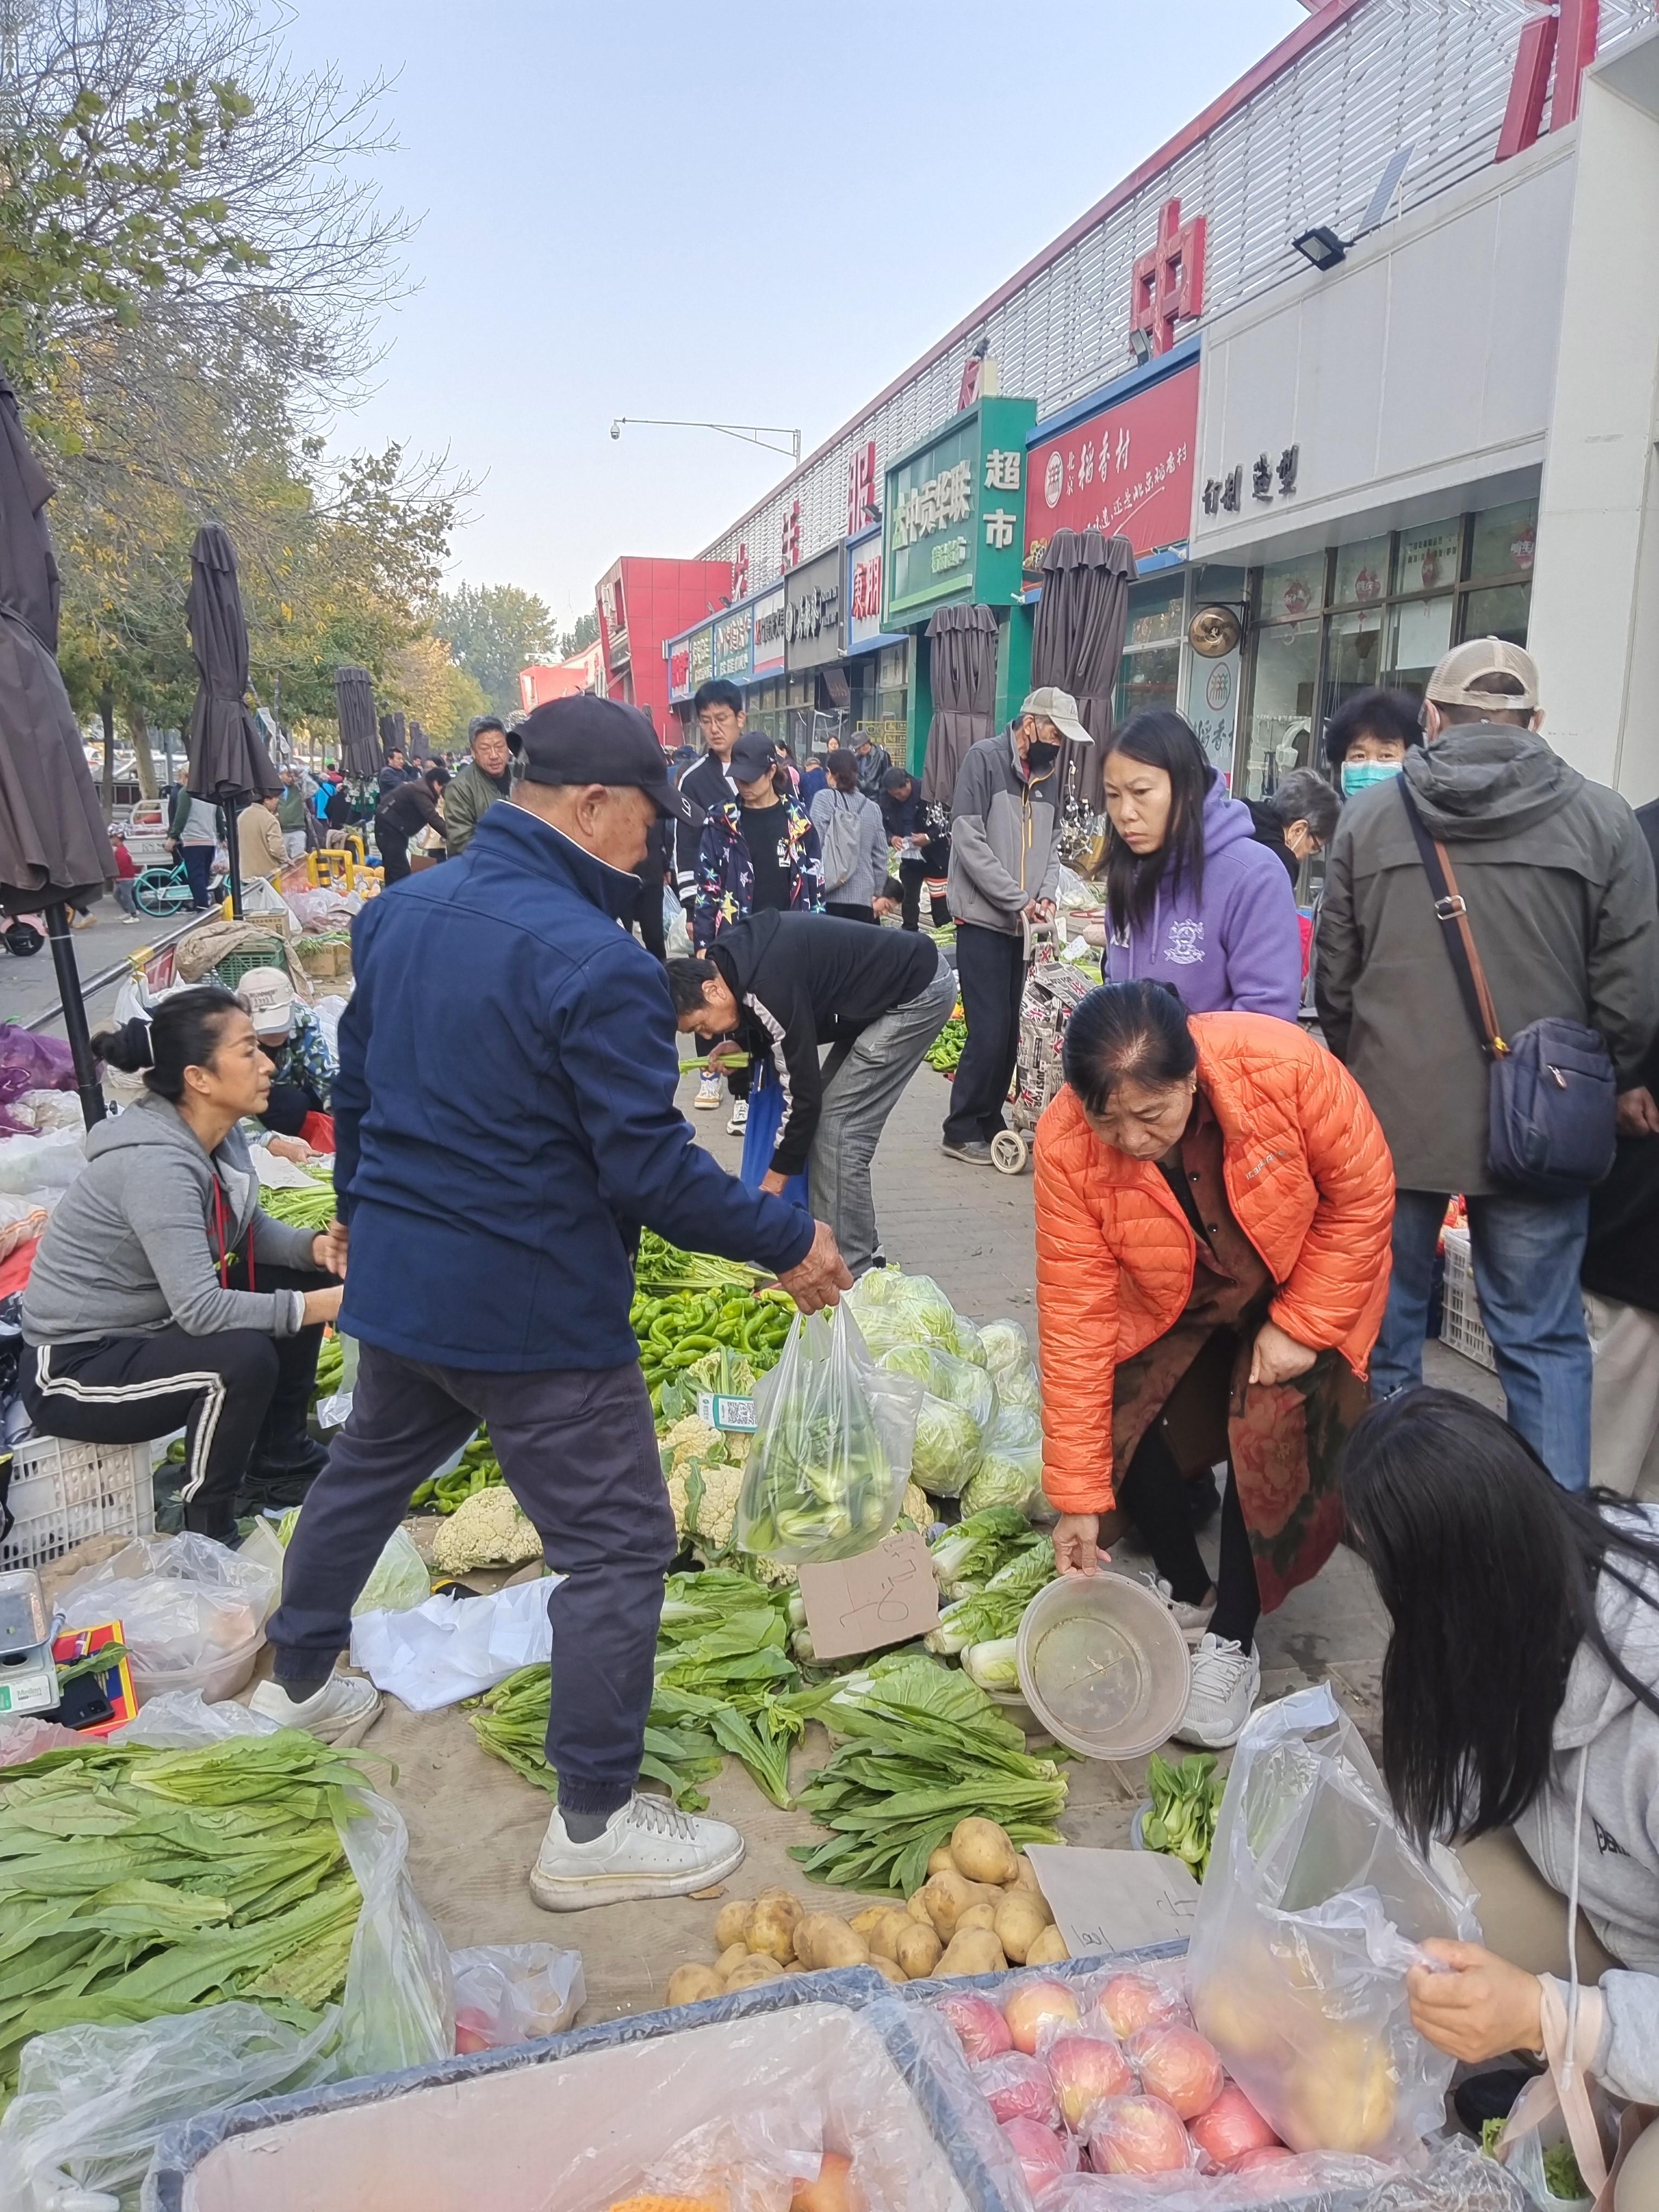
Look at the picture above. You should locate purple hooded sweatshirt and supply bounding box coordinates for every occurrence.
[1104,774,1303,1018]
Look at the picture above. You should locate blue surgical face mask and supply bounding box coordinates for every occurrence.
[1341,760,1404,799]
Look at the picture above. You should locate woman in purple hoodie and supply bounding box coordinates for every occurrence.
[1102,710,1302,1020]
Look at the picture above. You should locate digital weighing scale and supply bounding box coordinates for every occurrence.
[0,1567,59,1717]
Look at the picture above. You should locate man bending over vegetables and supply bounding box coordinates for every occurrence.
[254,697,851,1909]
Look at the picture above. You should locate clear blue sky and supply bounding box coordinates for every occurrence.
[281,1,1305,634]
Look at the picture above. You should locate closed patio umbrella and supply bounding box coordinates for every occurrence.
[378,709,406,762]
[0,372,115,1124]
[335,666,380,780]
[921,602,999,806]
[1030,528,1136,812]
[186,523,278,921]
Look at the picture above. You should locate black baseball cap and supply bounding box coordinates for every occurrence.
[516,696,697,823]
[729,730,779,783]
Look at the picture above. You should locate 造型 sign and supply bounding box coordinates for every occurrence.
[1026,360,1198,569]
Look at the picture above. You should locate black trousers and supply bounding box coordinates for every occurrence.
[267,1341,677,1816]
[1115,1424,1261,1650]
[377,822,410,883]
[21,1261,332,1543]
[826,901,877,925]
[943,922,1026,1144]
[898,858,950,933]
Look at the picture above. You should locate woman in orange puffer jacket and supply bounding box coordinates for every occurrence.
[1036,981,1393,1748]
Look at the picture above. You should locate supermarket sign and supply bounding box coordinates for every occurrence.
[1025,358,1199,569]
[881,394,1036,629]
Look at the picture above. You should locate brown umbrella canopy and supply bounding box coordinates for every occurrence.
[0,375,114,914]
[921,602,999,806]
[378,710,407,761]
[1030,528,1136,811]
[335,666,380,779]
[185,525,279,800]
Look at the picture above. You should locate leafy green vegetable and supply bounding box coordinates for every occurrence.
[1481,2121,1588,2202]
[962,1638,1020,1692]
[925,1542,1053,1654]
[736,1320,903,1564]
[53,1640,129,1690]
[910,1394,984,1498]
[1142,1751,1224,1879]
[927,1505,1038,1596]
[634,1232,765,1294]
[787,1654,1066,1894]
[259,1169,338,1233]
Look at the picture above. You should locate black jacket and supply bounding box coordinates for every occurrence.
[879,786,922,843]
[376,779,442,838]
[708,911,940,1174]
[674,754,728,901]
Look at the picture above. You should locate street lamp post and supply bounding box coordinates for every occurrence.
[610,417,802,466]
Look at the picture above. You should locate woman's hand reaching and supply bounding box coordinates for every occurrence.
[1052,1513,1111,1578]
[1248,1319,1319,1388]
[1407,1940,1544,2062]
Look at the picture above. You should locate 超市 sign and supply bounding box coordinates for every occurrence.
[880,395,1036,629]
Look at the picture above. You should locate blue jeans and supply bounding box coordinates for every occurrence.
[1374,1188,1592,1490]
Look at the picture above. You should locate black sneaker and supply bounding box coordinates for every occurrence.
[941,1139,994,1165]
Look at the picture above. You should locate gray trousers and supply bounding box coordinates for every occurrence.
[807,953,956,1275]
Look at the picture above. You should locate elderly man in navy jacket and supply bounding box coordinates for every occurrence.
[256,697,849,1909]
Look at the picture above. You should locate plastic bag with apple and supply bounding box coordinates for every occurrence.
[1184,1685,1481,2166]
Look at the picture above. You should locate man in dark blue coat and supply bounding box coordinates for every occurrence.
[257,696,849,1909]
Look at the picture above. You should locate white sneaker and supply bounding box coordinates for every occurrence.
[726,1095,749,1134]
[693,1070,722,1110]
[1173,1635,1261,1749]
[248,1669,381,1746]
[529,1792,745,1911]
[1142,1572,1217,1645]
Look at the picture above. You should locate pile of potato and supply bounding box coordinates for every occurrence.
[664,1818,1066,2007]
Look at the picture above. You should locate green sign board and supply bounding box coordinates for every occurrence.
[880,395,1037,631]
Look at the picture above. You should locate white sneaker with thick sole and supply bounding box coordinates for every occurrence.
[726,1095,749,1134]
[248,1669,381,1746]
[1173,1634,1261,1749]
[529,1792,745,1911]
[692,1071,722,1110]
[1141,1572,1218,1645]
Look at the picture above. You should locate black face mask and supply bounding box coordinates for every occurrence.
[1026,740,1060,773]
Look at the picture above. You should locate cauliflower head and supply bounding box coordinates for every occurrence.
[430,1484,544,1574]
[661,1414,748,1552]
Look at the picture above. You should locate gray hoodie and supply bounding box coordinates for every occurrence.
[946,727,1062,935]
[21,1095,317,1346]
[1512,1508,1659,2102]
[1316,726,1659,1193]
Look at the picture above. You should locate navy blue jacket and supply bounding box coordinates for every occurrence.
[334,803,816,1371]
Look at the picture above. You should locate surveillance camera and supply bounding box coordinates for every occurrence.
[609,420,621,441]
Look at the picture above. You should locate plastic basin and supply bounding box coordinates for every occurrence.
[1015,1571,1190,1759]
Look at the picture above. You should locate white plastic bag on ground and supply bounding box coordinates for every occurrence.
[54,1533,276,1685]
[0,2002,343,2212]
[451,1942,585,2050]
[349,1575,563,1710]
[334,1768,454,2076]
[112,1687,279,1745]
[1186,1683,1480,2164]
[276,1508,429,1615]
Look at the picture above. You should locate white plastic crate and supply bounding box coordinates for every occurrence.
[0,1433,156,1572]
[1439,1224,1497,1372]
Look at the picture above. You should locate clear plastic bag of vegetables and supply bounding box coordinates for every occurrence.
[879,1343,999,1499]
[960,1402,1048,1516]
[845,1267,965,1356]
[736,1304,924,1564]
[879,1340,998,1430]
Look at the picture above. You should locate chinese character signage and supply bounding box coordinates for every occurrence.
[688,626,714,690]
[846,528,899,653]
[881,395,1036,630]
[847,439,877,538]
[712,607,753,681]
[752,586,787,679]
[668,640,693,701]
[1025,360,1199,570]
[784,545,844,673]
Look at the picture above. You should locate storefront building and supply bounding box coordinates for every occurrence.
[594,556,734,740]
[631,1,1657,799]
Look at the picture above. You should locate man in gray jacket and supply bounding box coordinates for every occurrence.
[1316,639,1659,1490]
[941,686,1088,1163]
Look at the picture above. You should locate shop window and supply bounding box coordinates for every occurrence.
[1324,607,1388,717]
[1469,501,1537,582]
[1396,517,1462,596]
[1459,581,1531,646]
[877,642,909,689]
[1332,536,1389,609]
[1243,619,1320,799]
[1385,595,1455,692]
[1114,643,1180,724]
[1258,554,1324,625]
[1126,578,1185,647]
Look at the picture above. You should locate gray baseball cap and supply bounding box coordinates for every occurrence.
[1019,686,1092,744]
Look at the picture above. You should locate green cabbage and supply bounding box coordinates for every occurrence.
[978,1319,1031,1380]
[880,1342,996,1431]
[995,1359,1041,1411]
[910,1394,984,1497]
[960,1442,1045,1515]
[988,1404,1043,1451]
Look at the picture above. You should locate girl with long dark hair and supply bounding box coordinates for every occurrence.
[1342,1388,1659,2145]
[1103,710,1302,1020]
[1037,980,1392,1746]
[20,988,344,1539]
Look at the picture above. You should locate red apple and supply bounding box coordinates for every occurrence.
[1045,2033,1136,2130]
[1233,2146,1299,2172]
[1086,2095,1194,2176]
[934,1989,1013,2062]
[454,2010,493,2054]
[975,2052,1059,2128]
[1095,1971,1185,2040]
[1189,2084,1283,2168]
[1128,2024,1225,2120]
[1001,2115,1072,2193]
[1004,1978,1082,2054]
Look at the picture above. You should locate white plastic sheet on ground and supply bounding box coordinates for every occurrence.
[350,1574,563,1710]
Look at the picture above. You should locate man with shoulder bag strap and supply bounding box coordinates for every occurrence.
[1316,639,1659,1490]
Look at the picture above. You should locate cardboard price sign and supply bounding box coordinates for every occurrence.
[796,1529,940,1662]
[1024,1845,1199,1958]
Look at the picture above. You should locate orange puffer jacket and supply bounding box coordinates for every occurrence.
[1034,1012,1394,1515]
